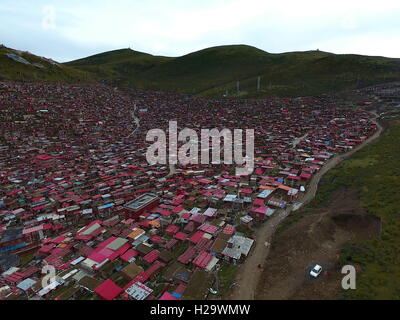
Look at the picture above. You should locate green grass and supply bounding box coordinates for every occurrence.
[76,291,95,300]
[219,264,238,296]
[275,210,313,237]
[110,271,130,288]
[150,282,166,297]
[2,44,400,97]
[2,43,399,97]
[310,117,400,299]
[172,243,188,259]
[46,284,75,300]
[0,45,94,82]
[18,251,36,266]
[236,224,255,238]
[65,45,400,98]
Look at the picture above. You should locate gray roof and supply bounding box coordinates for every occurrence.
[222,235,254,260]
[80,223,101,236]
[17,278,37,291]
[124,193,158,211]
[125,282,153,300]
[0,228,23,244]
[0,254,20,271]
[106,237,128,251]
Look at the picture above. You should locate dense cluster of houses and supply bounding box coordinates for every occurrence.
[0,80,377,300]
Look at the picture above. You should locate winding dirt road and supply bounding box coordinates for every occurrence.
[227,112,383,300]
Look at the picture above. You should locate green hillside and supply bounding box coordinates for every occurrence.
[2,43,399,97]
[65,45,400,97]
[65,48,170,83]
[0,45,93,82]
[315,114,400,299]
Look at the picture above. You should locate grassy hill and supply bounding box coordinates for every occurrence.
[313,114,400,299]
[1,43,399,97]
[65,48,170,80]
[65,44,400,97]
[0,45,93,82]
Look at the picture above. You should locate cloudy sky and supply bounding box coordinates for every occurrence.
[1,0,400,62]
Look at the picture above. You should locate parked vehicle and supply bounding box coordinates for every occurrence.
[209,288,218,294]
[310,264,322,278]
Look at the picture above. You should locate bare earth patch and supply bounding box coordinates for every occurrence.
[255,188,380,300]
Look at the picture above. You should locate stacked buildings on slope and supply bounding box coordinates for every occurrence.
[0,81,377,300]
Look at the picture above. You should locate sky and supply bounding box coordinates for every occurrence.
[1,0,400,62]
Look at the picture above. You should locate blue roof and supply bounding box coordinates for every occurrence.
[98,203,114,210]
[0,242,28,253]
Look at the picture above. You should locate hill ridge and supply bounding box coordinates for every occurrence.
[1,44,400,97]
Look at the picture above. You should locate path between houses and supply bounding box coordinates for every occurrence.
[226,112,383,300]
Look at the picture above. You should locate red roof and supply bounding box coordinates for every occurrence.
[171,198,184,206]
[174,283,187,295]
[8,266,40,283]
[194,238,213,252]
[143,250,160,264]
[181,213,191,219]
[198,223,218,235]
[174,232,188,241]
[159,292,179,300]
[160,210,172,216]
[250,206,267,215]
[5,272,24,284]
[300,172,312,179]
[89,237,130,263]
[150,235,165,244]
[189,214,207,224]
[165,225,179,234]
[120,249,139,262]
[52,235,67,244]
[145,260,166,278]
[239,188,253,194]
[36,154,53,161]
[140,220,151,228]
[178,246,197,264]
[172,206,184,213]
[192,251,213,269]
[164,238,178,249]
[184,221,195,232]
[198,179,211,184]
[123,272,150,290]
[252,198,264,206]
[222,224,235,235]
[94,279,123,300]
[75,220,103,241]
[188,231,205,244]
[39,243,56,253]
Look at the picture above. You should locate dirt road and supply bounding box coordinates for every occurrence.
[227,113,383,300]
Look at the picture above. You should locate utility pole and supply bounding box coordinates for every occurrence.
[257,76,261,92]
